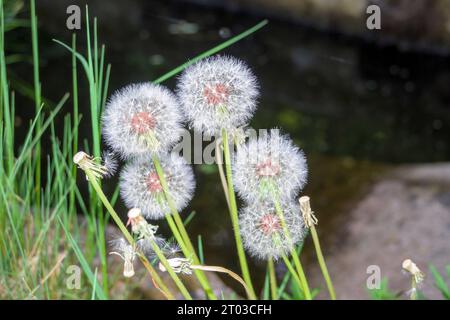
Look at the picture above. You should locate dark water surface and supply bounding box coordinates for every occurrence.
[11,0,450,295]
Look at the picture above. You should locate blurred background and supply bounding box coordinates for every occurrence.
[8,0,450,298]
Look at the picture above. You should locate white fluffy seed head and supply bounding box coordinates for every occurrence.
[102,83,184,159]
[233,129,308,203]
[119,153,195,219]
[239,200,306,260]
[176,55,259,136]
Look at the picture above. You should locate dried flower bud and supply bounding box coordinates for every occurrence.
[159,258,193,275]
[126,208,158,240]
[73,151,108,179]
[402,259,425,284]
[109,238,137,278]
[299,196,318,228]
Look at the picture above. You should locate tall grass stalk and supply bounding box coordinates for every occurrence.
[30,0,42,211]
[53,7,111,295]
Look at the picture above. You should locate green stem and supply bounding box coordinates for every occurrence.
[272,195,312,300]
[83,169,174,299]
[268,259,278,300]
[291,254,312,300]
[221,129,257,299]
[30,0,42,212]
[149,240,192,300]
[152,156,217,300]
[281,254,305,295]
[310,225,336,300]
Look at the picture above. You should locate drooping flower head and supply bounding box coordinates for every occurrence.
[102,83,184,159]
[239,200,306,260]
[233,129,308,202]
[176,55,259,136]
[109,237,138,278]
[120,154,195,219]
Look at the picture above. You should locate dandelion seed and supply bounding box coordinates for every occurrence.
[176,55,259,136]
[239,200,306,260]
[120,154,195,219]
[102,83,184,159]
[233,130,308,202]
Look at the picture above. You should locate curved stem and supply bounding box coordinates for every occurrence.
[152,156,217,300]
[192,264,252,299]
[221,129,257,300]
[310,225,336,300]
[84,169,174,300]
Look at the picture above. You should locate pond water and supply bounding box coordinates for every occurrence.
[12,0,450,295]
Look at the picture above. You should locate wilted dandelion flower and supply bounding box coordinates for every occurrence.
[120,154,195,219]
[109,237,138,278]
[73,151,109,180]
[176,55,259,136]
[102,83,184,159]
[159,257,193,275]
[233,130,307,202]
[239,200,306,260]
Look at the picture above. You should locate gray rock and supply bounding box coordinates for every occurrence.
[307,163,450,299]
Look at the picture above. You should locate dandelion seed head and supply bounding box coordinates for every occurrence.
[120,154,195,219]
[102,83,184,159]
[176,55,259,136]
[239,200,306,260]
[233,130,308,202]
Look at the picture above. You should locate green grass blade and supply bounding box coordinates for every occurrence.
[58,216,107,300]
[430,264,450,299]
[153,19,268,84]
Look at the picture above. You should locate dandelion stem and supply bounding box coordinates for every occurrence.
[268,259,278,300]
[221,129,257,300]
[272,195,312,300]
[83,169,174,299]
[310,225,336,300]
[152,156,218,300]
[281,254,305,296]
[215,139,230,209]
